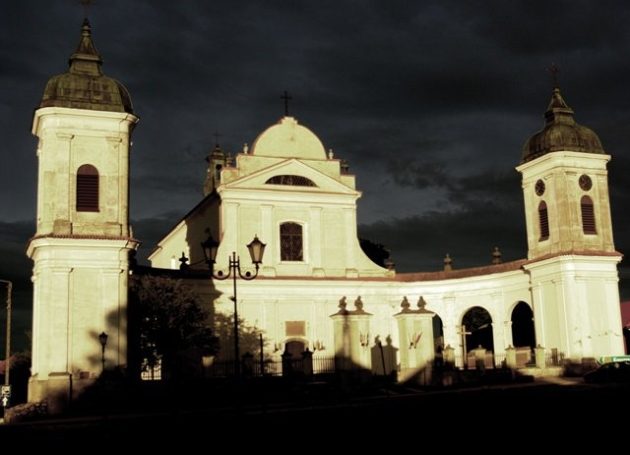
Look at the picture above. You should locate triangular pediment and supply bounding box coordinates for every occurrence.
[223,159,358,195]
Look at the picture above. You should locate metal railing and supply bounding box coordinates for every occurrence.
[204,355,337,378]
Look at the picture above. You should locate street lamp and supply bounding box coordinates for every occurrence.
[0,280,12,408]
[98,331,108,373]
[201,234,266,377]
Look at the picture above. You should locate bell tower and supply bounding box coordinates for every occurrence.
[26,19,139,409]
[203,142,229,196]
[517,83,623,360]
[517,86,615,259]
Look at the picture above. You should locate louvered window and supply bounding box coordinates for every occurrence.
[280,222,303,261]
[76,164,99,212]
[581,196,596,234]
[538,201,549,240]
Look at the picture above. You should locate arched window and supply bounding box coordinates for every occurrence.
[538,201,549,240]
[581,195,596,234]
[280,222,303,261]
[76,164,99,212]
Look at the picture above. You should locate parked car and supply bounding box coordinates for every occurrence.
[583,361,630,383]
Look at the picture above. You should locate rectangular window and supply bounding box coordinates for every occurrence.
[280,222,303,261]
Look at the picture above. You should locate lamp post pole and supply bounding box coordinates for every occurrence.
[0,280,12,387]
[229,252,241,377]
[98,331,108,374]
[201,235,266,379]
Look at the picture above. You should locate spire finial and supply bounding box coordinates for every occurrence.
[281,90,292,116]
[544,64,573,123]
[69,13,102,73]
[492,246,502,265]
[548,63,560,89]
[443,253,453,272]
[212,132,222,148]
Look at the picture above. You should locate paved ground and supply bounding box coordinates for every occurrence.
[0,376,627,445]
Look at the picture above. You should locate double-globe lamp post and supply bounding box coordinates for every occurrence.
[201,234,266,378]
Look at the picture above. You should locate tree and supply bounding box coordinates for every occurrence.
[359,238,392,267]
[212,312,267,361]
[130,275,218,380]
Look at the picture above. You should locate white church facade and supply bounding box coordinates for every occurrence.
[149,99,624,374]
[26,20,625,406]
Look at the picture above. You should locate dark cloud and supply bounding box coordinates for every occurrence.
[608,155,630,274]
[131,212,188,263]
[0,221,34,355]
[388,158,448,190]
[1,0,630,345]
[0,221,33,285]
[388,157,521,206]
[460,1,630,56]
[359,201,527,272]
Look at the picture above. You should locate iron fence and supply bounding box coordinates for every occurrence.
[204,355,337,378]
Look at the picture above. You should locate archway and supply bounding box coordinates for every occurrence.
[462,306,494,353]
[433,314,444,353]
[285,340,306,359]
[511,301,535,349]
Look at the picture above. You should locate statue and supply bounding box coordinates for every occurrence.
[354,296,364,311]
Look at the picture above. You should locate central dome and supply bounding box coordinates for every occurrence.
[521,87,604,163]
[251,116,326,159]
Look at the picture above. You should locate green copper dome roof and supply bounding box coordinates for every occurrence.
[39,19,133,114]
[521,87,604,163]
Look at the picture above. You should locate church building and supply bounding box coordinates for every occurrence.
[26,20,625,407]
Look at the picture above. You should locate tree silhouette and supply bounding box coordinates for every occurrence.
[130,275,218,380]
[213,312,268,361]
[359,238,391,267]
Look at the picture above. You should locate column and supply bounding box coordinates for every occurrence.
[343,208,357,276]
[503,320,513,349]
[309,206,323,275]
[260,205,275,276]
[330,296,373,372]
[394,297,435,384]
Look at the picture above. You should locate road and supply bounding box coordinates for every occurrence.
[0,377,627,445]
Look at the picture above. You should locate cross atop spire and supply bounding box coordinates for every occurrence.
[80,0,93,19]
[212,131,222,148]
[281,90,292,116]
[548,63,560,88]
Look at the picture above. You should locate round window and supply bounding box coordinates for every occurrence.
[579,174,592,191]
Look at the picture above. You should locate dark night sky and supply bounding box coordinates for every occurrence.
[1,1,630,351]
